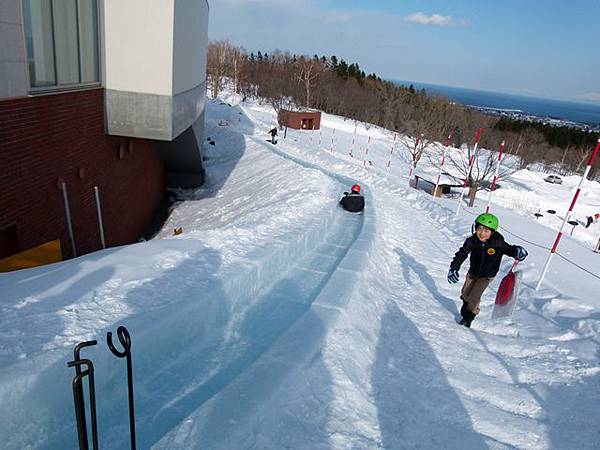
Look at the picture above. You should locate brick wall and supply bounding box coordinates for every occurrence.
[277,110,321,130]
[0,88,165,259]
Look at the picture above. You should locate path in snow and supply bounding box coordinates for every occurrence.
[1,96,599,449]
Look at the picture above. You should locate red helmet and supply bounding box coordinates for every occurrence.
[351,184,361,193]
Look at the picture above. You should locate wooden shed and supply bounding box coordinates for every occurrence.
[278,109,322,130]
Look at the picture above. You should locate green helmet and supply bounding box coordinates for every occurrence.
[475,212,499,231]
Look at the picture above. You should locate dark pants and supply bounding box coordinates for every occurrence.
[461,273,494,315]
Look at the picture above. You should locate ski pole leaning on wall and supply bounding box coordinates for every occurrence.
[61,181,77,257]
[536,138,600,290]
[94,186,106,249]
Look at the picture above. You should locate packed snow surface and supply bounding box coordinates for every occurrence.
[1,93,599,449]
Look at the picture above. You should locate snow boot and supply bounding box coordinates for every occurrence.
[459,309,476,328]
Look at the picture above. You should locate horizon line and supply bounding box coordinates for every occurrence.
[390,79,600,107]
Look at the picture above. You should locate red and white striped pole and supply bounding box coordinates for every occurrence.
[433,134,453,199]
[386,134,397,169]
[408,136,420,181]
[350,123,357,157]
[330,128,336,153]
[455,128,483,217]
[485,140,505,213]
[536,138,600,290]
[363,136,371,166]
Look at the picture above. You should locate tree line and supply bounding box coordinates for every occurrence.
[207,40,599,180]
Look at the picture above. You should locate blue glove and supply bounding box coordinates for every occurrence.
[514,246,528,261]
[447,268,460,284]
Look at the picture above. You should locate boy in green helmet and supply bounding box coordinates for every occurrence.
[447,212,528,327]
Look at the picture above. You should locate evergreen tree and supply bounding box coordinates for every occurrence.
[337,59,349,79]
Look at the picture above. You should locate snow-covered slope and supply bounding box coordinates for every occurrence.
[1,95,599,449]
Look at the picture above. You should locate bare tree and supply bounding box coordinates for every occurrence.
[572,145,593,172]
[295,56,321,108]
[444,140,517,206]
[207,40,232,98]
[396,96,457,185]
[227,45,245,102]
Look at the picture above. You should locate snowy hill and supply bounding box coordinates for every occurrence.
[1,94,599,449]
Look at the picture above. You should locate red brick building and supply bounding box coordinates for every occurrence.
[0,1,209,267]
[0,89,165,259]
[278,109,322,130]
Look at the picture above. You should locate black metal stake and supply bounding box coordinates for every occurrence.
[107,326,136,450]
[67,340,98,450]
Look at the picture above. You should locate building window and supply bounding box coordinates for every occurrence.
[23,0,99,90]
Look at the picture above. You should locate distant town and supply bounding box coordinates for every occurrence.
[466,105,600,133]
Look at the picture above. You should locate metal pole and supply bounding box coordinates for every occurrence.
[433,134,452,199]
[455,129,482,217]
[93,186,106,249]
[536,138,600,290]
[61,181,77,257]
[485,140,505,212]
[107,326,137,450]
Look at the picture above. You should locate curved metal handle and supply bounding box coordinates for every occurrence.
[74,340,97,362]
[107,326,131,358]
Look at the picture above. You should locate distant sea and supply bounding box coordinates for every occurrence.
[394,80,600,127]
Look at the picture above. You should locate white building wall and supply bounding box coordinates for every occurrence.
[103,0,174,95]
[103,0,208,143]
[0,0,28,99]
[172,0,208,94]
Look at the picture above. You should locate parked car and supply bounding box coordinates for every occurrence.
[544,175,563,184]
[480,180,502,191]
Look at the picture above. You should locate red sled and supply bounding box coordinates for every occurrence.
[492,261,521,319]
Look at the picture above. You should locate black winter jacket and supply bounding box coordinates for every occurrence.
[339,193,365,213]
[450,232,518,278]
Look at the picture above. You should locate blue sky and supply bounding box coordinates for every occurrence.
[209,0,600,103]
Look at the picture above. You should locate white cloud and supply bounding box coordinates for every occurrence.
[406,12,453,27]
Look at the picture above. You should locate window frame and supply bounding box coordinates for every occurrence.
[22,0,102,95]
